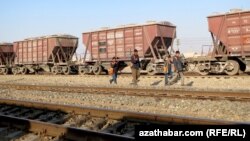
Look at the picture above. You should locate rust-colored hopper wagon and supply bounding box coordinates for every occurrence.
[189,9,250,75]
[12,35,78,75]
[0,43,15,75]
[80,21,176,75]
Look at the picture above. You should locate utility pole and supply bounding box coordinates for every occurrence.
[176,39,180,51]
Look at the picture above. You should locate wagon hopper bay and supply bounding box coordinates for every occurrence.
[11,35,78,75]
[80,21,176,75]
[0,43,15,75]
[186,10,250,75]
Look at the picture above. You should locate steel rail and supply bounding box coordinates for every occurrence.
[0,115,133,141]
[0,98,247,125]
[0,83,249,101]
[0,98,249,140]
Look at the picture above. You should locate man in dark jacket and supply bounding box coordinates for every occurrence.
[131,49,140,85]
[173,51,184,86]
[110,57,119,84]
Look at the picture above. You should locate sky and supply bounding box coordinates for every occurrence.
[0,0,249,55]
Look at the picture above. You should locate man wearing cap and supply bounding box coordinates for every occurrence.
[131,49,141,85]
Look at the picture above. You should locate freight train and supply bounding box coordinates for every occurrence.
[186,9,250,75]
[0,9,249,75]
[79,21,176,75]
[12,35,78,75]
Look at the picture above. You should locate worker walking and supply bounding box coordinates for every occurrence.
[173,51,184,86]
[164,55,173,86]
[109,57,119,84]
[130,49,140,85]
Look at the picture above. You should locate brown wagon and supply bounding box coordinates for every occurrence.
[13,34,78,75]
[187,9,250,75]
[81,21,176,75]
[0,43,15,75]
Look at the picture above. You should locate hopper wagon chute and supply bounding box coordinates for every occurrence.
[187,9,250,75]
[80,21,176,75]
[12,34,78,75]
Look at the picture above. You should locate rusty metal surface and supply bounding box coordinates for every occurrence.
[0,115,133,141]
[0,43,13,52]
[0,98,246,125]
[82,21,176,61]
[0,101,136,140]
[208,10,250,56]
[0,83,249,101]
[0,43,15,67]
[0,98,249,140]
[13,34,78,65]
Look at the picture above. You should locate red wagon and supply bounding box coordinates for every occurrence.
[0,43,15,74]
[81,21,176,75]
[187,9,250,75]
[13,34,78,75]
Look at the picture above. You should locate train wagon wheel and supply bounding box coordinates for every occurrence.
[93,65,102,75]
[225,60,239,75]
[2,68,9,75]
[79,67,88,75]
[21,67,28,75]
[198,70,209,76]
[146,63,156,75]
[197,64,209,76]
[51,66,58,75]
[186,63,197,72]
[12,68,18,75]
[62,66,70,75]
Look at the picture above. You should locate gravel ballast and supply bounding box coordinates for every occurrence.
[0,75,249,122]
[0,88,249,122]
[0,75,249,91]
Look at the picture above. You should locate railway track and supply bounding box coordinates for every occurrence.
[0,83,250,102]
[5,71,250,78]
[79,74,250,79]
[0,98,248,141]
